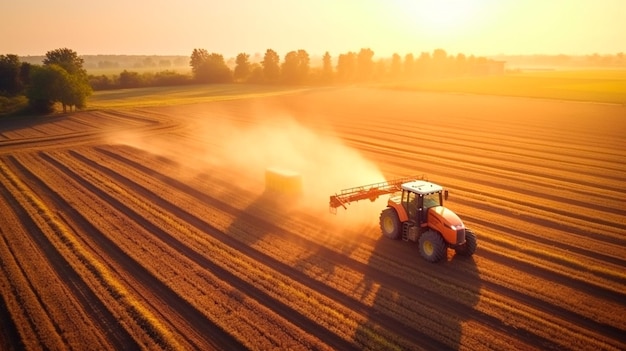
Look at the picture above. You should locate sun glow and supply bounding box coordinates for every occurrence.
[403,0,487,35]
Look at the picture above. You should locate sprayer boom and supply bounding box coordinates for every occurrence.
[329,176,421,213]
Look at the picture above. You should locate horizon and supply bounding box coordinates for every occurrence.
[2,0,624,58]
[13,52,624,60]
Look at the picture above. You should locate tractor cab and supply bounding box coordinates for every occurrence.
[399,180,447,226]
[387,180,464,246]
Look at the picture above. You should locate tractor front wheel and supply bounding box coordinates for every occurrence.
[379,208,401,240]
[419,230,447,262]
[455,228,477,256]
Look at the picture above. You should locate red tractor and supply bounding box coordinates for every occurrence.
[330,176,477,262]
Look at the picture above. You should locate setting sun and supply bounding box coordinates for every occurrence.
[406,0,485,34]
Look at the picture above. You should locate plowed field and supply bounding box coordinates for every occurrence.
[1,88,625,350]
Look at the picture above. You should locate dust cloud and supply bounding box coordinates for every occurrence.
[215,115,387,223]
[108,106,389,227]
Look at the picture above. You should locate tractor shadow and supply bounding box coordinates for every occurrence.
[223,189,481,349]
[353,231,482,350]
[222,187,364,267]
[222,189,301,245]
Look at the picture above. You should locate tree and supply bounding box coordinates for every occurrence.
[190,48,210,78]
[40,48,91,112]
[153,70,189,86]
[281,51,300,84]
[336,51,356,83]
[89,74,113,90]
[189,49,232,83]
[356,48,375,81]
[247,64,264,84]
[27,64,65,113]
[142,57,156,67]
[0,54,23,96]
[62,73,92,110]
[404,53,415,79]
[432,48,448,76]
[454,53,468,76]
[416,51,432,77]
[321,51,333,84]
[27,63,91,113]
[281,49,309,84]
[119,70,142,88]
[202,53,232,83]
[43,48,86,76]
[233,53,251,82]
[296,49,310,83]
[19,62,32,86]
[390,53,402,80]
[261,49,280,83]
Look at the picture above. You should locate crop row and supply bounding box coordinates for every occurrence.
[64,147,431,350]
[2,90,624,350]
[90,145,475,349]
[0,159,168,350]
[14,152,303,350]
[90,144,624,350]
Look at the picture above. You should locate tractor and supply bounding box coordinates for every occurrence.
[329,176,477,262]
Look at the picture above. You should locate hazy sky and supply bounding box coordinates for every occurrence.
[2,0,624,58]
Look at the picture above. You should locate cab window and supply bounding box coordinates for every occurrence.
[406,191,418,219]
[423,192,441,208]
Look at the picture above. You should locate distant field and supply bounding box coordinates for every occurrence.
[86,65,192,77]
[86,71,626,110]
[386,70,626,104]
[88,84,310,109]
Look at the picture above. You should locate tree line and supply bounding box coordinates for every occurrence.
[1,49,91,114]
[89,48,500,90]
[1,47,500,114]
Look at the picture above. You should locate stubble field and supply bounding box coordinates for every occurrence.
[0,87,624,350]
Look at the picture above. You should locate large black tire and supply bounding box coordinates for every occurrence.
[419,230,447,263]
[379,208,401,240]
[455,228,477,256]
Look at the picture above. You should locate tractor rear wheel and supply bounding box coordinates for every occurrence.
[379,208,401,240]
[455,228,477,256]
[419,230,447,262]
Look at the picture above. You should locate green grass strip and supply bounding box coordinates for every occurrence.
[88,83,309,109]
